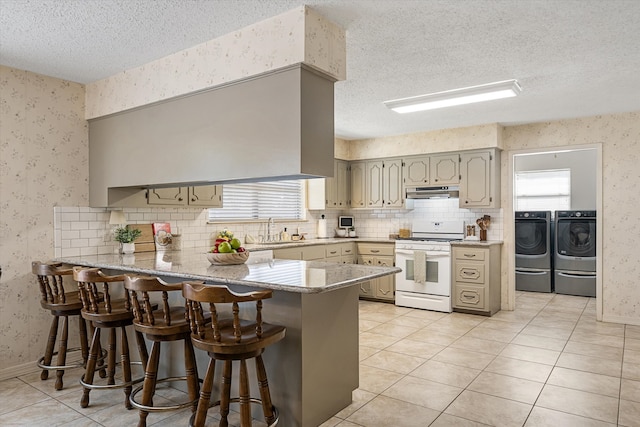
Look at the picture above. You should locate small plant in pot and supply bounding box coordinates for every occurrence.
[114,226,142,254]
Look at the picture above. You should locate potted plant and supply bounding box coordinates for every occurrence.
[114,226,142,254]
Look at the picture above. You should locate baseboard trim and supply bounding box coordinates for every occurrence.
[602,314,640,327]
[0,360,39,382]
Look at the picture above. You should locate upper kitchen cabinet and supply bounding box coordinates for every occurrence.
[108,185,223,208]
[403,156,430,187]
[188,185,223,207]
[307,159,350,209]
[353,158,408,209]
[382,158,404,207]
[350,161,366,208]
[459,149,501,208]
[147,188,186,205]
[430,153,460,185]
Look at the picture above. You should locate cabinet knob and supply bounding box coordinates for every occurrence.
[178,198,183,201]
[191,198,196,202]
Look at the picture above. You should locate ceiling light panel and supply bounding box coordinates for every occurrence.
[384,80,522,113]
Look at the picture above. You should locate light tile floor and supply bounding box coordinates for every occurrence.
[1,291,639,426]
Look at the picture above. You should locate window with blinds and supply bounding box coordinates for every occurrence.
[515,169,571,211]
[208,180,305,222]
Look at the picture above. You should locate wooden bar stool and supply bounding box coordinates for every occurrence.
[74,267,148,409]
[33,261,90,390]
[123,275,204,427]
[182,282,286,427]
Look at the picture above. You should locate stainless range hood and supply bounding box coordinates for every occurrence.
[405,186,460,199]
[88,64,336,207]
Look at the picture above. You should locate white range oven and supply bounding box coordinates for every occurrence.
[395,220,464,312]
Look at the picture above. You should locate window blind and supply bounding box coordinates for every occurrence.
[208,180,305,222]
[515,169,571,211]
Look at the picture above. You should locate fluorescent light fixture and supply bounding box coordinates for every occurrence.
[384,79,522,113]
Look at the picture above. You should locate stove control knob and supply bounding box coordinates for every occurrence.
[524,212,530,218]
[575,212,582,217]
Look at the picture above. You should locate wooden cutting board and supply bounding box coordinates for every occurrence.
[128,224,155,252]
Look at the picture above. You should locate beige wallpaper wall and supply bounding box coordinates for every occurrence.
[0,66,88,376]
[502,112,640,325]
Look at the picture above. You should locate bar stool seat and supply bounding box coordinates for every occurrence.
[33,261,92,390]
[124,275,206,427]
[182,282,286,427]
[74,267,149,409]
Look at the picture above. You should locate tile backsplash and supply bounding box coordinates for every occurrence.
[54,200,502,255]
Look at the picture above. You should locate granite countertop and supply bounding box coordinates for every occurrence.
[451,240,503,246]
[243,237,395,251]
[55,247,400,294]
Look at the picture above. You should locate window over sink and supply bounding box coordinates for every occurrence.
[208,180,305,222]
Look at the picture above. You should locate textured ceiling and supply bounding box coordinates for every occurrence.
[1,0,639,139]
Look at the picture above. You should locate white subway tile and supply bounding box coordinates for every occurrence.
[61,230,80,239]
[61,248,81,257]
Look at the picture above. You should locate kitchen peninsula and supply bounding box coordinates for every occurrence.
[56,248,400,427]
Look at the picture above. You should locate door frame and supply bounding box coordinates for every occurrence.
[507,143,603,321]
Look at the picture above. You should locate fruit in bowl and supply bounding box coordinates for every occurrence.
[207,230,249,265]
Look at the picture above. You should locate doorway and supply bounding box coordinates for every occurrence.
[508,145,603,320]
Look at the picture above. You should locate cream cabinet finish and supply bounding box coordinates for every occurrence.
[383,158,404,207]
[307,159,350,209]
[403,156,430,186]
[365,160,384,207]
[146,185,223,207]
[459,149,500,208]
[363,158,404,208]
[356,243,395,301]
[326,159,350,208]
[451,244,501,316]
[188,185,223,207]
[350,161,367,208]
[430,153,460,185]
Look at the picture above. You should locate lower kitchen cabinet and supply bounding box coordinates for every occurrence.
[451,243,501,316]
[357,242,395,302]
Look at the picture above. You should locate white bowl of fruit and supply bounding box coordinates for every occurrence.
[206,230,249,265]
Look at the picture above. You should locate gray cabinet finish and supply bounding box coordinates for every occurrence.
[89,64,335,207]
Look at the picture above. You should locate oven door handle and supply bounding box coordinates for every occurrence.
[395,249,449,257]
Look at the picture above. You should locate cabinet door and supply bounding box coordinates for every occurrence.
[324,162,337,208]
[147,188,186,205]
[366,160,384,208]
[188,185,223,207]
[336,160,350,207]
[350,161,366,208]
[403,156,430,186]
[383,158,403,207]
[460,151,492,207]
[375,276,395,300]
[359,281,374,298]
[430,154,460,185]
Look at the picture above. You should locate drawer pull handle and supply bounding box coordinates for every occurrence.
[464,295,475,299]
[464,254,476,258]
[330,251,337,254]
[371,249,380,253]
[462,270,476,276]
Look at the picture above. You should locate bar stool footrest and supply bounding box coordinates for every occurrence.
[129,376,200,412]
[37,347,107,371]
[80,361,145,390]
[189,397,279,427]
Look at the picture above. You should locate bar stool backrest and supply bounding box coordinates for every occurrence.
[73,267,126,314]
[182,283,273,343]
[32,261,74,304]
[123,275,186,326]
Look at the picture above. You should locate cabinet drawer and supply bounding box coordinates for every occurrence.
[454,262,486,284]
[357,243,394,256]
[454,247,486,261]
[303,245,325,260]
[341,244,355,256]
[325,245,341,258]
[454,284,486,310]
[273,247,302,260]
